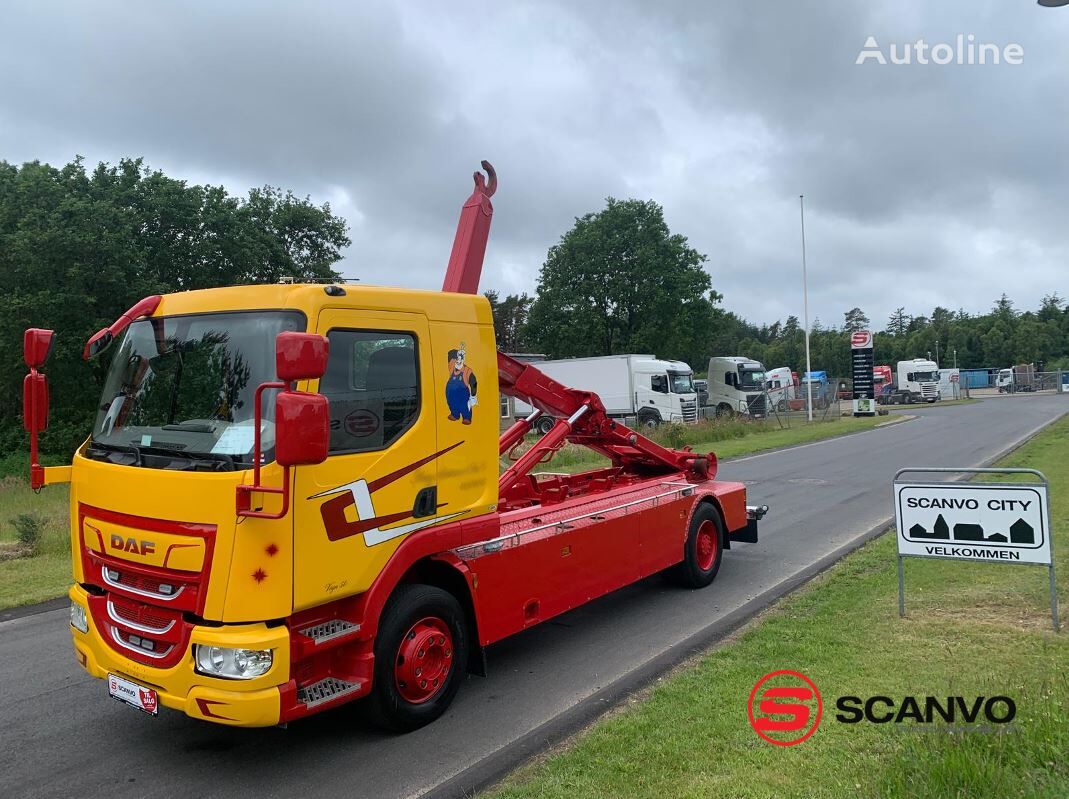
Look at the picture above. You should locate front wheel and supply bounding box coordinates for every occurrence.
[364,584,469,733]
[664,503,724,589]
[637,410,661,429]
[715,403,734,419]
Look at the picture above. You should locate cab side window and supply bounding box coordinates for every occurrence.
[651,374,668,394]
[319,330,420,453]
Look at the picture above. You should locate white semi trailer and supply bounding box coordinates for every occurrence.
[513,354,699,432]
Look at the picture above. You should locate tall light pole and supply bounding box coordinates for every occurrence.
[936,339,940,365]
[799,194,813,422]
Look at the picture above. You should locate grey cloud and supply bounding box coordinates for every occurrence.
[1,0,1066,333]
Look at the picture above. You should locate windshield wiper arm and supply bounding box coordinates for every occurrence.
[125,442,240,471]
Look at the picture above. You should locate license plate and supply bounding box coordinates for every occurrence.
[107,673,159,716]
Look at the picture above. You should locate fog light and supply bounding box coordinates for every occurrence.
[194,645,273,680]
[158,583,174,595]
[70,602,89,633]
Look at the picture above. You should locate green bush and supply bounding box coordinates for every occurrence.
[13,513,44,555]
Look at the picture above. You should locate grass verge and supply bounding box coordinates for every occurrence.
[0,478,71,610]
[509,413,893,475]
[488,415,1069,799]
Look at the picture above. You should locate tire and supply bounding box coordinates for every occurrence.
[364,584,469,733]
[715,403,734,419]
[664,503,725,589]
[637,410,661,429]
[776,399,787,413]
[904,394,913,405]
[536,416,555,436]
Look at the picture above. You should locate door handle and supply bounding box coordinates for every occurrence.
[412,486,438,519]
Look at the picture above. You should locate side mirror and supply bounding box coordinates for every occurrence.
[275,392,330,467]
[23,373,49,433]
[24,328,56,369]
[84,328,114,360]
[276,332,329,383]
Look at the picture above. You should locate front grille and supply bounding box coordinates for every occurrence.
[88,592,190,669]
[681,399,698,422]
[746,394,767,416]
[108,596,177,633]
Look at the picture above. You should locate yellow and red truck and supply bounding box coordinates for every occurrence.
[21,162,765,731]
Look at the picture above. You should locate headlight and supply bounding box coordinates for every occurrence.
[194,645,273,679]
[739,401,748,411]
[70,602,89,633]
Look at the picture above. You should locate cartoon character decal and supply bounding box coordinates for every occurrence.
[445,343,478,424]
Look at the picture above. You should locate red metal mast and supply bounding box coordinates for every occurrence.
[443,162,716,502]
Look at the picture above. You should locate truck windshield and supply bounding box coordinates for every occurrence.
[738,369,766,390]
[668,371,694,394]
[913,371,938,382]
[88,310,305,469]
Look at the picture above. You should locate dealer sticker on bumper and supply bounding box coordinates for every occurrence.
[107,673,159,716]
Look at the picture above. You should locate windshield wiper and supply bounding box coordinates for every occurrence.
[128,442,240,471]
[162,421,216,433]
[87,440,144,466]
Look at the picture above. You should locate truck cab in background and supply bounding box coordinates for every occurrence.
[706,357,767,418]
[513,354,698,431]
[894,358,940,403]
[873,365,894,403]
[998,364,1035,393]
[765,366,796,412]
[801,371,834,410]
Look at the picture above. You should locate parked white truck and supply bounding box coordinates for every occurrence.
[706,356,768,418]
[888,358,940,404]
[513,354,699,432]
[997,364,1035,393]
[765,366,797,412]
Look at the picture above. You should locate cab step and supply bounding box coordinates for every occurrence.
[296,676,363,708]
[298,619,361,645]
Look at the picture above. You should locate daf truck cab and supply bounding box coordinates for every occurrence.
[706,357,767,418]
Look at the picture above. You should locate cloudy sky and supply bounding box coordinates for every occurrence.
[2,0,1066,330]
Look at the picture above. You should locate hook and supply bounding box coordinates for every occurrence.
[474,160,497,198]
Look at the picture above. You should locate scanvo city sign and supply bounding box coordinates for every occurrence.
[894,483,1051,566]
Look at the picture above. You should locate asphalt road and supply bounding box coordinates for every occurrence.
[1,395,1065,799]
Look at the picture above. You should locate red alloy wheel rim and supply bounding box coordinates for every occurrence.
[395,616,453,704]
[695,519,718,571]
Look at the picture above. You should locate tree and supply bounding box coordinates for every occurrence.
[887,307,909,336]
[843,307,870,332]
[0,157,350,457]
[484,290,533,352]
[526,198,716,368]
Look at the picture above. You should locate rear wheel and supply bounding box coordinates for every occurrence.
[536,416,555,436]
[365,584,469,733]
[664,503,725,589]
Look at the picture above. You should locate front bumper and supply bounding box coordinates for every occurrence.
[69,585,291,727]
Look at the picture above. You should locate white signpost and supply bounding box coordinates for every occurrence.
[894,467,1058,631]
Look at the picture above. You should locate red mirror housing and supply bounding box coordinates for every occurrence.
[275,391,330,467]
[24,329,56,369]
[23,373,49,433]
[276,332,329,383]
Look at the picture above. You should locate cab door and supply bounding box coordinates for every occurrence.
[292,309,438,611]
